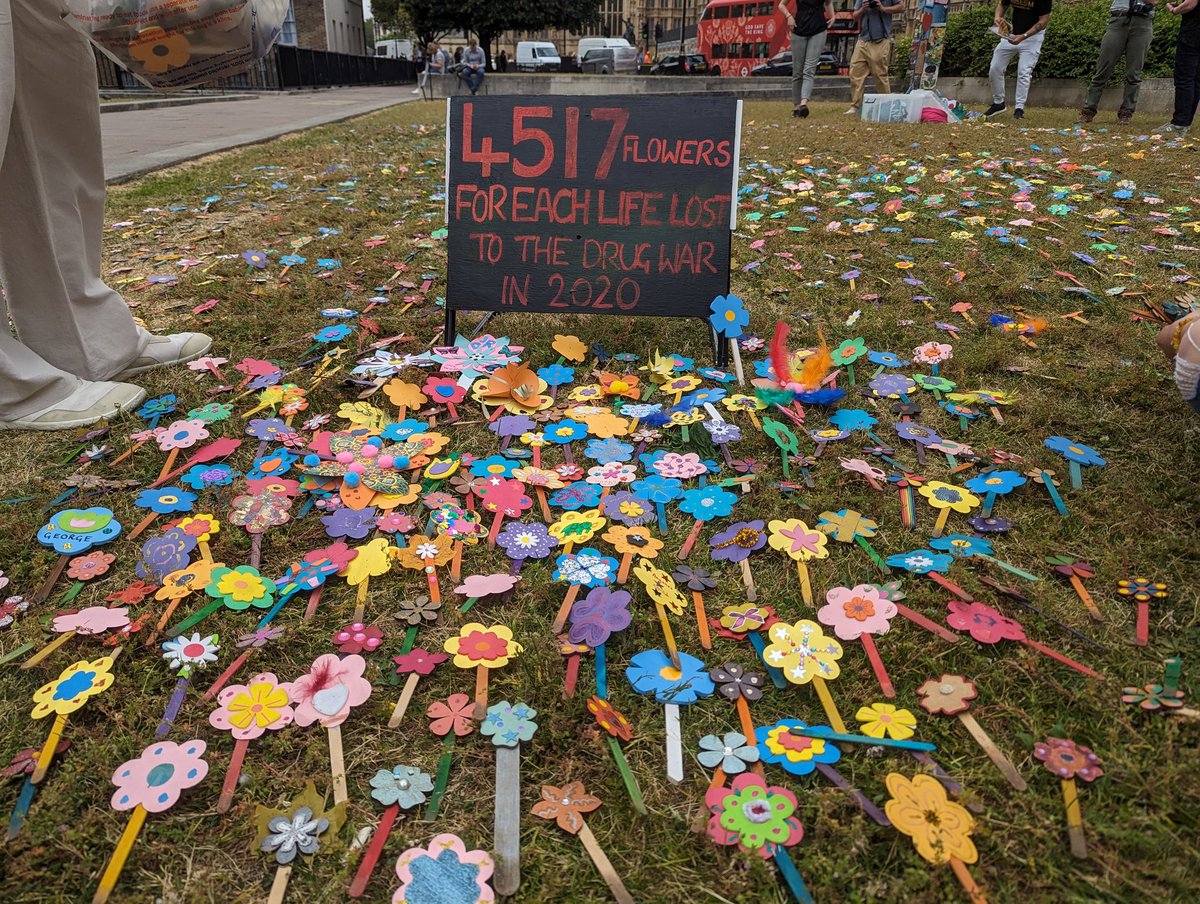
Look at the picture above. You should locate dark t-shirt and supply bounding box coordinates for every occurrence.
[1004,0,1052,35]
[792,0,828,37]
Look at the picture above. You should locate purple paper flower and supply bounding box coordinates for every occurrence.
[968,515,1011,534]
[245,418,290,441]
[136,528,197,581]
[321,506,377,540]
[893,422,943,446]
[703,420,742,445]
[709,520,767,563]
[567,586,633,647]
[491,414,536,439]
[601,491,655,526]
[870,374,917,399]
[497,521,557,561]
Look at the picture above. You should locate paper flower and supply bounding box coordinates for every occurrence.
[919,481,980,513]
[818,585,897,640]
[393,648,448,676]
[567,587,632,647]
[929,535,993,559]
[626,650,714,704]
[553,548,618,587]
[263,806,329,864]
[480,701,538,747]
[111,739,208,813]
[393,595,441,627]
[705,773,803,858]
[767,519,829,560]
[134,487,198,515]
[66,551,116,581]
[965,470,1027,496]
[290,654,372,727]
[333,623,383,654]
[497,522,557,560]
[698,731,759,773]
[210,673,294,740]
[886,549,953,575]
[427,694,476,737]
[916,674,978,715]
[156,420,208,451]
[162,633,219,671]
[206,565,274,611]
[587,696,633,741]
[885,773,977,865]
[709,520,767,563]
[762,620,842,683]
[679,486,737,520]
[709,662,767,702]
[856,703,917,740]
[37,507,122,554]
[370,765,434,809]
[52,605,129,635]
[393,833,495,904]
[1043,436,1106,467]
[1034,737,1104,782]
[444,624,522,669]
[531,782,601,834]
[946,600,1024,644]
[756,720,841,775]
[654,452,707,479]
[601,525,663,559]
[31,657,116,718]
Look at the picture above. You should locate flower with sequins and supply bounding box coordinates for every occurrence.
[480,701,538,747]
[496,521,557,561]
[706,773,803,858]
[709,520,767,563]
[1034,737,1104,782]
[710,662,766,701]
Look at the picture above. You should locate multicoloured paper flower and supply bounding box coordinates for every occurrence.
[110,739,208,813]
[705,773,803,857]
[756,719,841,775]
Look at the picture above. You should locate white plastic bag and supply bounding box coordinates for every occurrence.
[65,0,289,90]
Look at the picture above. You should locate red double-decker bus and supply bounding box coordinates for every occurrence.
[697,0,858,77]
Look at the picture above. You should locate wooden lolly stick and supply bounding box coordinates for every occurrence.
[155,448,181,484]
[422,735,455,823]
[594,644,608,699]
[772,846,815,904]
[126,512,158,542]
[217,738,250,813]
[353,578,370,623]
[348,804,399,897]
[388,673,422,728]
[249,534,264,569]
[932,507,950,537]
[708,765,727,790]
[204,649,257,701]
[303,586,323,620]
[796,561,813,606]
[789,727,934,753]
[748,632,788,689]
[107,440,147,468]
[563,651,580,698]
[22,631,76,669]
[730,338,745,385]
[895,604,960,643]
[5,776,37,841]
[170,598,224,636]
[267,865,293,904]
[493,744,521,896]
[735,697,757,749]
[426,566,441,604]
[550,584,582,634]
[151,600,184,644]
[577,822,634,904]
[198,541,214,564]
[926,571,973,601]
[450,540,463,582]
[677,519,704,559]
[1062,778,1088,859]
[692,591,712,650]
[664,703,684,783]
[912,752,984,813]
[1135,601,1149,646]
[957,712,1027,790]
[859,634,895,698]
[1022,639,1101,678]
[655,603,680,669]
[327,725,349,805]
[92,804,148,904]
[605,735,646,814]
[0,641,36,666]
[814,763,889,825]
[155,674,191,737]
[32,713,68,783]
[31,555,70,605]
[812,678,847,733]
[474,666,489,719]
[949,856,989,904]
[856,536,890,573]
[739,559,757,600]
[616,552,634,585]
[1068,575,1102,620]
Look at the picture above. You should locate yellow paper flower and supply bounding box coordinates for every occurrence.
[217,569,268,603]
[226,680,290,731]
[155,560,224,602]
[552,334,588,362]
[548,510,606,546]
[346,537,396,584]
[856,702,917,740]
[392,534,453,572]
[177,514,220,542]
[767,519,830,562]
[601,525,664,559]
[884,773,978,865]
[31,657,116,719]
[762,620,842,685]
[764,723,829,763]
[443,623,522,669]
[580,411,630,438]
[633,560,687,615]
[918,482,980,514]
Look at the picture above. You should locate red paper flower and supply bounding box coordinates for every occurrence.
[393,648,448,676]
[66,551,116,582]
[105,580,158,605]
[945,600,1025,644]
[333,623,383,654]
[1034,737,1104,782]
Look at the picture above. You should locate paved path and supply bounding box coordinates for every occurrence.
[102,87,417,183]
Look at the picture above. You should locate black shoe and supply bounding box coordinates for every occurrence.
[1014,108,1024,120]
[984,103,1006,118]
[792,108,802,118]
[799,104,809,118]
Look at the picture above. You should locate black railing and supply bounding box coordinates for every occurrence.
[94,45,416,92]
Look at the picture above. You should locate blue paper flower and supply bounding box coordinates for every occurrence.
[479,701,538,747]
[626,650,714,705]
[537,364,575,387]
[965,470,1027,496]
[181,463,237,491]
[631,474,683,504]
[279,254,306,267]
[709,294,750,338]
[553,548,618,587]
[470,455,520,479]
[930,534,994,559]
[679,486,737,521]
[37,507,122,554]
[550,481,602,511]
[585,438,634,465]
[315,258,341,271]
[885,549,954,575]
[545,419,588,444]
[829,409,878,431]
[248,451,298,480]
[381,418,430,441]
[665,354,695,373]
[753,359,777,379]
[867,350,909,368]
[680,387,727,408]
[369,765,433,809]
[134,487,198,515]
[1044,436,1106,467]
[321,507,376,540]
[314,324,352,344]
[699,368,735,383]
[755,719,841,776]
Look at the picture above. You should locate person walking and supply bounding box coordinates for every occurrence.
[462,38,486,95]
[1155,0,1200,136]
[1079,0,1158,125]
[985,0,1053,119]
[781,0,835,117]
[845,0,904,115]
[0,0,210,431]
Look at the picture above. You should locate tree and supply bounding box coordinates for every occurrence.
[454,0,603,66]
[393,0,455,53]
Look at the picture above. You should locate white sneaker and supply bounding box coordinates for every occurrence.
[1153,122,1188,138]
[844,107,859,115]
[411,88,421,94]
[0,380,146,432]
[111,332,213,381]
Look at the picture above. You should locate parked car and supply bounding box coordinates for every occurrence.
[515,41,561,72]
[575,36,639,73]
[751,51,839,77]
[580,49,616,74]
[650,54,709,75]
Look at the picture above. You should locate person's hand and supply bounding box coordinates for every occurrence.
[785,12,795,26]
[1008,33,1025,44]
[994,14,1006,27]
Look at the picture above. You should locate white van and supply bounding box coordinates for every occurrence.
[574,37,638,73]
[515,41,561,72]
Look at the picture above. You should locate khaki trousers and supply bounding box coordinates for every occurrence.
[0,0,147,418]
[849,38,892,107]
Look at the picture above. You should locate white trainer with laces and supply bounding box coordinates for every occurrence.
[0,380,146,432]
[111,332,213,381]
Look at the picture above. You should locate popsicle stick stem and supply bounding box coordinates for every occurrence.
[913,752,983,813]
[932,507,950,537]
[899,488,915,529]
[1042,475,1069,516]
[772,846,815,904]
[956,712,1027,791]
[352,579,369,623]
[328,725,349,805]
[92,804,148,904]
[32,714,68,783]
[198,541,213,563]
[796,561,813,606]
[1062,778,1088,858]
[926,571,973,601]
[156,448,180,484]
[450,540,464,582]
[303,587,323,620]
[855,536,889,574]
[562,651,580,698]
[692,592,712,650]
[426,566,441,604]
[423,735,455,822]
[664,703,684,783]
[348,804,399,898]
[1067,460,1083,489]
[595,644,608,699]
[1068,575,1102,620]
[656,503,668,534]
[655,603,680,669]
[812,678,847,733]
[0,641,36,666]
[267,865,292,904]
[155,674,192,738]
[739,559,757,600]
[605,735,646,814]
[486,512,504,548]
[388,673,422,728]
[949,856,988,904]
[814,763,889,825]
[748,632,788,689]
[677,519,704,560]
[474,665,489,719]
[249,533,263,569]
[860,634,895,698]
[5,776,37,840]
[577,823,635,904]
[169,599,223,636]
[217,738,250,813]
[735,696,757,742]
[21,631,75,669]
[895,604,960,643]
[709,766,727,790]
[788,727,934,752]
[550,583,582,634]
[730,339,745,385]
[984,556,1040,583]
[1022,638,1101,678]
[1135,602,1149,646]
[204,649,255,701]
[31,555,70,606]
[616,552,633,585]
[494,744,521,896]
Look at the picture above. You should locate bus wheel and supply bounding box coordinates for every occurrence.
[711,65,720,77]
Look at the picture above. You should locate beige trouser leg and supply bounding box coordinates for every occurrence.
[849,39,892,107]
[0,0,147,419]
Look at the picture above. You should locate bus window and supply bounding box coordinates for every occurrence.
[757,2,774,15]
[755,42,770,58]
[714,5,728,18]
[730,4,744,16]
[741,42,752,58]
[701,7,711,18]
[726,43,740,58]
[711,44,727,59]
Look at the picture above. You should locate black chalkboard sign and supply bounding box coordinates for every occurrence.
[443,95,742,355]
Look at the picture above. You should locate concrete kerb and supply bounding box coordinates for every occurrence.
[100,94,260,114]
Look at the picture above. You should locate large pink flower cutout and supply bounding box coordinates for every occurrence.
[393,832,494,904]
[290,653,372,727]
[839,458,886,481]
[453,573,520,600]
[653,452,707,479]
[110,739,208,813]
[209,672,295,740]
[157,419,210,451]
[818,585,897,640]
[53,605,129,636]
[945,600,1025,645]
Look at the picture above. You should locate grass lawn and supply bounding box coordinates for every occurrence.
[0,99,1197,903]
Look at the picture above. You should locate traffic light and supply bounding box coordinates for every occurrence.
[654,23,663,42]
[642,20,649,41]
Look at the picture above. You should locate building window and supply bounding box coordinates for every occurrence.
[280,1,297,46]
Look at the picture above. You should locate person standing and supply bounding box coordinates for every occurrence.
[1079,0,1157,125]
[1155,0,1200,137]
[462,38,486,95]
[497,49,509,73]
[0,0,211,431]
[985,0,1053,119]
[845,0,904,115]
[781,0,835,118]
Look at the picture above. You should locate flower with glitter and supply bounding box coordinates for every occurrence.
[370,765,433,809]
[480,700,538,747]
[262,807,329,865]
[762,620,842,684]
[1034,737,1104,782]
[567,586,632,647]
[756,719,840,775]
[946,600,1024,644]
[585,437,634,465]
[0,595,29,629]
[709,520,767,563]
[705,773,802,857]
[626,649,714,704]
[553,548,618,587]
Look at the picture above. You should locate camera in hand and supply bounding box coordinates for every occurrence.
[1130,0,1152,15]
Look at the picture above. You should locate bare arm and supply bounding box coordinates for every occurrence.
[1169,0,1197,13]
[825,0,835,22]
[778,0,795,27]
[1009,12,1049,43]
[995,0,1007,27]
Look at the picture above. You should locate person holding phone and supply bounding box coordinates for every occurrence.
[845,0,905,116]
[985,0,1053,119]
[779,0,836,118]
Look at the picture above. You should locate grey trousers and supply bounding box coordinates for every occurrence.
[1084,13,1154,112]
[791,31,826,105]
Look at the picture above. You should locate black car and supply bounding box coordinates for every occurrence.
[580,49,616,74]
[751,51,839,76]
[650,54,708,75]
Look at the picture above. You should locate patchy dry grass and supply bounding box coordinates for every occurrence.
[0,100,1198,903]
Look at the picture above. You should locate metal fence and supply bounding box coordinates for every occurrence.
[94,45,416,92]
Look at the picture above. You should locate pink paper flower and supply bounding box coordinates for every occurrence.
[52,605,129,636]
[157,419,210,451]
[913,341,953,365]
[818,585,897,640]
[453,573,520,600]
[838,457,886,481]
[946,600,1025,644]
[653,452,707,479]
[110,739,208,813]
[393,832,494,904]
[210,672,295,740]
[290,654,372,727]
